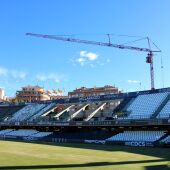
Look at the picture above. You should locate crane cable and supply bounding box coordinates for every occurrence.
[161,54,165,88]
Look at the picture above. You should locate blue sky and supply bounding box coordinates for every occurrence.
[0,0,170,96]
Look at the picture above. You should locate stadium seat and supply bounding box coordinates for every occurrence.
[0,129,14,136]
[29,103,56,121]
[157,99,170,118]
[8,104,46,122]
[29,132,52,138]
[5,129,38,137]
[160,135,170,144]
[126,92,169,119]
[106,131,165,142]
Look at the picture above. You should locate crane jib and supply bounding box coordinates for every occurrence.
[26,33,160,53]
[26,32,161,90]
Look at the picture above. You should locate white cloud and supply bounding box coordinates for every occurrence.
[0,66,27,79]
[76,51,99,66]
[86,52,98,61]
[127,80,141,84]
[36,73,65,83]
[80,51,87,57]
[72,51,111,67]
[80,51,98,61]
[76,57,86,66]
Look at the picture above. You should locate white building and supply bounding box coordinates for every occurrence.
[0,88,5,100]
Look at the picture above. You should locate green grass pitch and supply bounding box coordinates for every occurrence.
[0,140,169,170]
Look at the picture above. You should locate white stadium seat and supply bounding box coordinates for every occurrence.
[5,129,38,137]
[160,135,170,144]
[9,104,46,122]
[29,103,56,121]
[126,92,169,119]
[0,129,14,136]
[0,129,52,138]
[106,131,165,142]
[29,132,52,138]
[157,100,170,118]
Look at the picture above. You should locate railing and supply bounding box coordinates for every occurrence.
[0,118,170,127]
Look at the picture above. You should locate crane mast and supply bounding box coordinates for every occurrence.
[26,33,161,90]
[147,37,155,90]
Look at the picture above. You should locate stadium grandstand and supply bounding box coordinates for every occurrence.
[0,87,170,147]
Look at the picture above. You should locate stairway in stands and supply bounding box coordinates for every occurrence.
[113,97,135,116]
[29,103,57,121]
[151,93,170,119]
[0,105,25,121]
[155,132,170,143]
[84,103,106,121]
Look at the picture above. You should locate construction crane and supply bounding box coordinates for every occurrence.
[26,33,161,90]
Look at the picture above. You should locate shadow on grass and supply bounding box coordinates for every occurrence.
[0,159,168,169]
[145,164,170,170]
[1,139,170,161]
